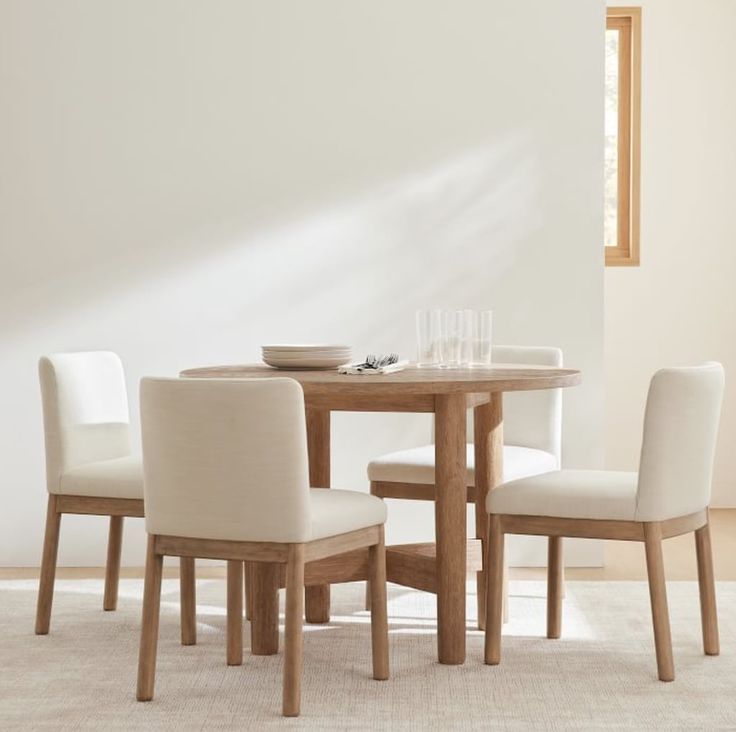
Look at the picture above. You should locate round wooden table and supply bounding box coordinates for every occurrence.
[181,363,581,665]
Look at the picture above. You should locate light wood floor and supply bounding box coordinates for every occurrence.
[3,509,736,582]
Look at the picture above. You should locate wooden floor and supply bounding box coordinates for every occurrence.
[3,509,736,581]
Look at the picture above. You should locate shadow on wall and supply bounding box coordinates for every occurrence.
[1,134,540,347]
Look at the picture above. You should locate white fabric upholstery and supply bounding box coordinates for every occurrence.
[487,470,639,521]
[39,352,133,496]
[141,377,387,543]
[59,456,143,500]
[310,488,387,540]
[635,363,725,521]
[368,444,558,486]
[367,345,563,488]
[488,364,725,523]
[492,346,563,460]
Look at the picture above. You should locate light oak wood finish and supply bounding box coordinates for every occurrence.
[179,557,197,645]
[226,560,243,666]
[485,510,717,681]
[283,544,305,717]
[369,526,389,681]
[695,520,719,655]
[473,395,503,631]
[35,495,61,634]
[103,516,124,611]
[546,537,563,639]
[182,362,580,665]
[484,515,504,665]
[304,407,331,624]
[35,494,196,639]
[606,7,641,267]
[136,536,163,702]
[181,364,580,398]
[251,563,280,656]
[136,526,388,717]
[434,393,467,664]
[643,522,674,681]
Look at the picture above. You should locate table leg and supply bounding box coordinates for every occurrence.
[474,394,503,630]
[305,408,331,623]
[435,393,467,664]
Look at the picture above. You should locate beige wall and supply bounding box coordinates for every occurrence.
[0,0,605,566]
[606,0,736,504]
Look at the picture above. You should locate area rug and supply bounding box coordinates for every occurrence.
[1,579,735,730]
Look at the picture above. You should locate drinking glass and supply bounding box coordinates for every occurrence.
[460,309,477,366]
[416,309,444,367]
[441,310,464,368]
[470,310,493,367]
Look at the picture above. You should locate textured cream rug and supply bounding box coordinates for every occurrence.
[2,578,735,730]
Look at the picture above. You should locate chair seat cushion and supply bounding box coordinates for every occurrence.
[486,469,639,521]
[58,456,143,500]
[310,488,387,540]
[367,444,558,486]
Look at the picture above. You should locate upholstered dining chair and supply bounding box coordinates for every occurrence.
[366,345,563,620]
[36,352,196,643]
[484,363,725,682]
[137,377,389,717]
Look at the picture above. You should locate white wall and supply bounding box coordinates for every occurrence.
[606,0,736,505]
[0,0,605,567]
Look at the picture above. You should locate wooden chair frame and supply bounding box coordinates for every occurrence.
[35,494,197,645]
[137,524,389,717]
[484,508,719,681]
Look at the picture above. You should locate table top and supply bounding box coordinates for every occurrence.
[180,363,581,396]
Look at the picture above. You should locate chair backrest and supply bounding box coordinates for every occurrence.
[39,351,131,492]
[140,377,311,543]
[635,363,724,522]
[481,345,563,462]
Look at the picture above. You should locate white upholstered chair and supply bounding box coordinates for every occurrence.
[36,352,196,643]
[137,377,389,717]
[485,363,725,681]
[367,345,563,618]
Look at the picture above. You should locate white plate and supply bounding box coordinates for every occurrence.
[263,355,348,370]
[262,344,351,352]
[263,350,351,359]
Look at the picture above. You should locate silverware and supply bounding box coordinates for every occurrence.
[357,353,399,370]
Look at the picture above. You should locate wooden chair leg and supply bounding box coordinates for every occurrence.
[180,557,197,645]
[283,545,305,717]
[369,526,389,680]
[226,560,243,666]
[547,536,563,639]
[364,580,372,612]
[250,563,280,655]
[644,522,675,681]
[695,522,719,655]
[35,495,61,635]
[484,514,504,665]
[103,516,124,611]
[137,536,164,701]
[244,562,253,621]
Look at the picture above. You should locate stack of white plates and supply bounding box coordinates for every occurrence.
[261,344,352,370]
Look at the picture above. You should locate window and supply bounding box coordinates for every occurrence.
[605,7,641,266]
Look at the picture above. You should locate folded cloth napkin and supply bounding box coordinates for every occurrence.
[338,360,409,375]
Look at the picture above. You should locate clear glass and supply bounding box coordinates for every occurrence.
[441,310,464,368]
[470,310,493,367]
[416,309,444,367]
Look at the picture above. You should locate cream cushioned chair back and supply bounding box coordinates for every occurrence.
[140,377,312,543]
[480,345,563,462]
[39,352,131,493]
[635,363,724,522]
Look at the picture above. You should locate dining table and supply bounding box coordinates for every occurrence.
[180,362,581,665]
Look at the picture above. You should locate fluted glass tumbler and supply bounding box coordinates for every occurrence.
[416,310,443,367]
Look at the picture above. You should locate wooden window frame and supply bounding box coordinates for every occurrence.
[606,7,641,266]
